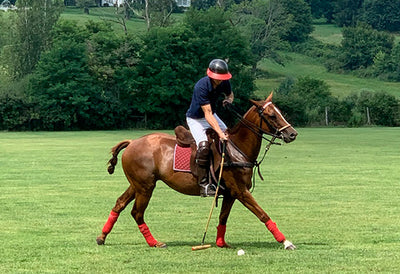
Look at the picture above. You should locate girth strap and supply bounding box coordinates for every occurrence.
[224,162,254,168]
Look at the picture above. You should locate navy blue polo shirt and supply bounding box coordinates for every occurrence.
[186,76,232,119]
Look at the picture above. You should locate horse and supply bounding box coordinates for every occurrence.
[96,92,298,250]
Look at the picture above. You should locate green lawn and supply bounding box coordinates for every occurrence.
[1,129,399,273]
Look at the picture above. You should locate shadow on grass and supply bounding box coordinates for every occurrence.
[96,237,329,250]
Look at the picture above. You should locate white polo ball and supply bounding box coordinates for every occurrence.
[237,249,245,256]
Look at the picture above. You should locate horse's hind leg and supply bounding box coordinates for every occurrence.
[131,192,166,248]
[96,185,135,245]
[216,194,236,248]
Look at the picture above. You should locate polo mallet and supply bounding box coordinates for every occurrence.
[192,141,226,251]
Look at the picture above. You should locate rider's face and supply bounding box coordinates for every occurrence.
[211,79,222,87]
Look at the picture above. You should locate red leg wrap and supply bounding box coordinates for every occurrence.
[138,223,158,247]
[265,219,285,243]
[102,210,119,234]
[216,224,227,247]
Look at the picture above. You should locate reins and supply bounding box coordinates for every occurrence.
[224,103,288,191]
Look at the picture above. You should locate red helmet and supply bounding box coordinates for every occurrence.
[206,59,232,80]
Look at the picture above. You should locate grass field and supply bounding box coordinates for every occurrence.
[61,7,147,34]
[311,24,343,45]
[1,128,399,273]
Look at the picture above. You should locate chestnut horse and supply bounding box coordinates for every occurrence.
[96,93,298,250]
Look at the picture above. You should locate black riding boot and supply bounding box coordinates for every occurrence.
[196,141,216,197]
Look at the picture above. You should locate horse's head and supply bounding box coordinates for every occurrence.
[249,92,297,143]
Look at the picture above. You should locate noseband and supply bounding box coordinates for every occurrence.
[258,101,292,138]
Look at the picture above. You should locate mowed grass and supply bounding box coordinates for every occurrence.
[1,128,399,273]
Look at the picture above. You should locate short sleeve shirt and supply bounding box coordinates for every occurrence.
[186,76,232,119]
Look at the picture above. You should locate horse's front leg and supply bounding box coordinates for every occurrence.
[216,194,236,248]
[237,189,296,250]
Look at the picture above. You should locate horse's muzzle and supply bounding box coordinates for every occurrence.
[282,128,298,143]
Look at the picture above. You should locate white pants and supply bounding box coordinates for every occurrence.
[186,114,227,147]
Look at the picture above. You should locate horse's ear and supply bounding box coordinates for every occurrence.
[249,99,262,107]
[265,92,273,102]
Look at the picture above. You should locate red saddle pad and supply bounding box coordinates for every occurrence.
[173,144,191,172]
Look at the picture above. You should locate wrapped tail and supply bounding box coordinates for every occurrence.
[107,140,131,174]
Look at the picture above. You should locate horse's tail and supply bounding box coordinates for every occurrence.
[107,140,131,175]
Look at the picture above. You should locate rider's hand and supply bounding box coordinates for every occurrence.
[219,131,228,141]
[222,99,232,108]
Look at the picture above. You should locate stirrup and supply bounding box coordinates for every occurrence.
[200,184,216,197]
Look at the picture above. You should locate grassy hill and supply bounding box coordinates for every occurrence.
[256,23,400,99]
[255,52,400,99]
[61,7,400,99]
[61,6,146,34]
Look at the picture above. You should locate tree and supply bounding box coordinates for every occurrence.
[355,90,399,126]
[126,0,177,30]
[305,0,334,22]
[1,0,63,80]
[340,23,394,70]
[30,40,97,130]
[230,0,290,72]
[371,45,400,81]
[29,20,141,130]
[275,76,335,126]
[76,0,95,14]
[333,0,363,27]
[0,88,33,130]
[280,0,313,43]
[361,0,400,32]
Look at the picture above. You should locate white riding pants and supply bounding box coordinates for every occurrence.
[186,114,227,147]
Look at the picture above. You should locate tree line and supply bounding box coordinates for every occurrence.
[0,0,399,131]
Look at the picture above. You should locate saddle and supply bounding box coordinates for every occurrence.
[174,125,223,179]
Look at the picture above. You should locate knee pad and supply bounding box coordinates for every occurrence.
[196,141,210,167]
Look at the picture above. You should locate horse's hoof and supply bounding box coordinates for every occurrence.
[283,240,296,250]
[217,243,232,248]
[155,242,167,248]
[96,237,105,245]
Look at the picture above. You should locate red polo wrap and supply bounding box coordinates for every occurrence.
[265,219,285,243]
[216,224,227,247]
[102,210,119,234]
[138,223,158,247]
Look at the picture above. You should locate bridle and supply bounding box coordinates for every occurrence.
[257,101,292,138]
[227,101,291,143]
[224,101,292,188]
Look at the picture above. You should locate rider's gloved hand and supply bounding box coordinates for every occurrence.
[222,99,232,108]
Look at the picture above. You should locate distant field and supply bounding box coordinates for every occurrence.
[256,52,400,99]
[61,7,146,34]
[311,24,343,45]
[1,129,399,273]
